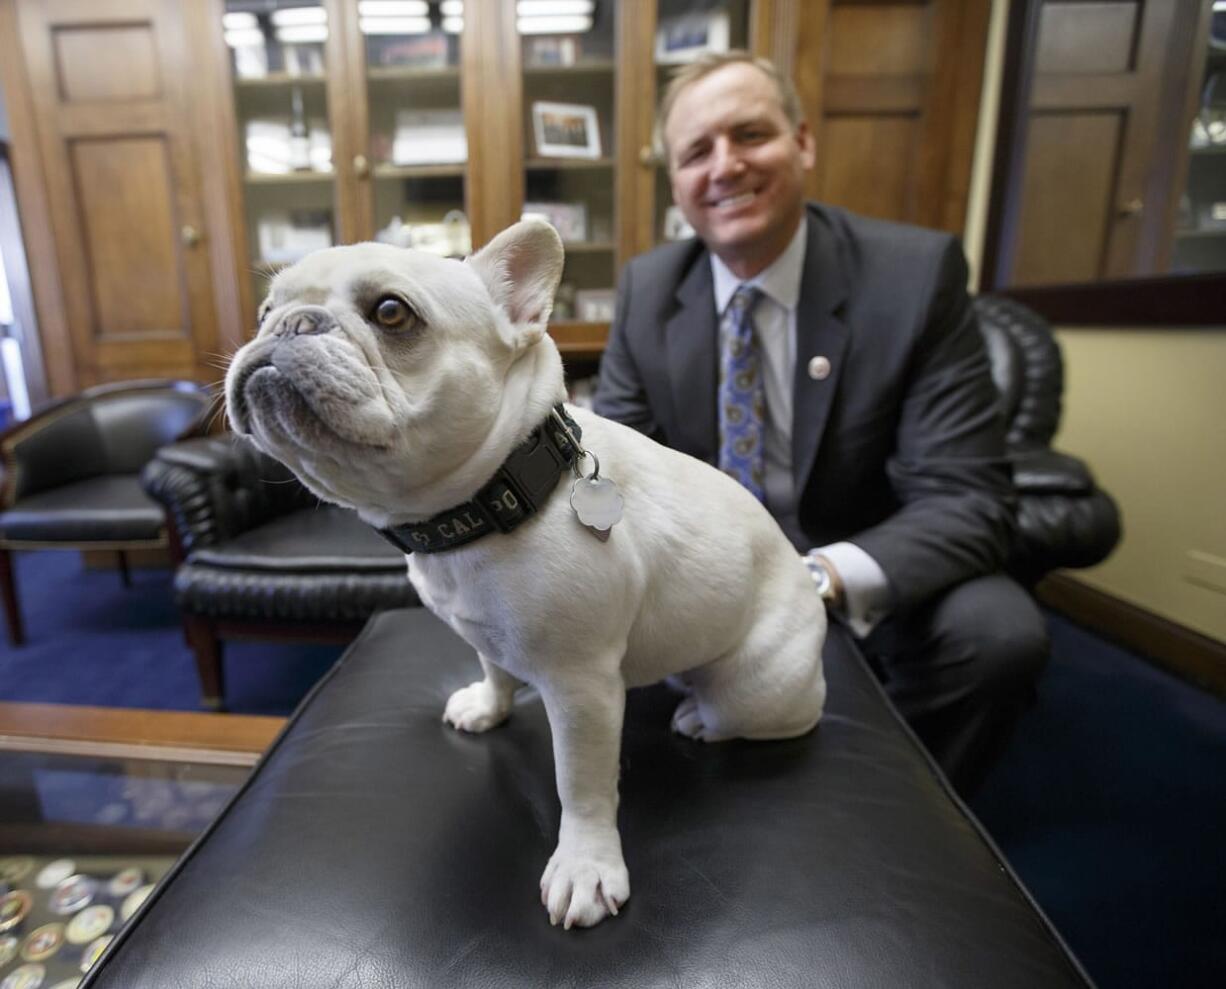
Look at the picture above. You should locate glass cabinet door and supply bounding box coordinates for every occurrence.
[651,0,752,247]
[222,1,338,310]
[1174,16,1226,273]
[359,0,470,258]
[517,0,618,326]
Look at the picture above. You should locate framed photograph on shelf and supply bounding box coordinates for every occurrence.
[522,202,588,243]
[526,35,579,67]
[374,33,449,68]
[575,288,616,323]
[392,109,467,165]
[308,118,333,172]
[655,11,730,65]
[532,102,602,159]
[663,205,695,241]
[281,43,325,77]
[257,210,333,265]
[232,41,268,80]
[245,119,293,174]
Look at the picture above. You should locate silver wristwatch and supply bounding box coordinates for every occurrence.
[805,556,837,605]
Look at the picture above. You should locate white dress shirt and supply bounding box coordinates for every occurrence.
[710,217,891,636]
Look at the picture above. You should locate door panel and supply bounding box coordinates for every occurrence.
[70,137,185,340]
[54,23,163,101]
[820,116,919,222]
[1015,113,1123,286]
[1035,2,1138,74]
[828,4,929,75]
[16,0,217,385]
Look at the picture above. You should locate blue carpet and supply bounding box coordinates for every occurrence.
[0,550,341,715]
[0,548,1223,987]
[969,614,1226,988]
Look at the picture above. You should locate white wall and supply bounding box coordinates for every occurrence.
[963,0,1008,289]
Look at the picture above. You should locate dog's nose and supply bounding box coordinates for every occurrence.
[277,305,334,338]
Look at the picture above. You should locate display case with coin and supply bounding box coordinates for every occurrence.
[0,747,250,988]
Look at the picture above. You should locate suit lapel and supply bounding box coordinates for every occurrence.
[665,254,719,459]
[791,209,851,490]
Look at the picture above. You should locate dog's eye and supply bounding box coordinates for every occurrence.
[372,296,415,331]
[256,301,271,325]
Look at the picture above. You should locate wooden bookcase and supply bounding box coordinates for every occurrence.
[0,0,990,394]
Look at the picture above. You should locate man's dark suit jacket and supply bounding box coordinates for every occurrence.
[593,203,1016,615]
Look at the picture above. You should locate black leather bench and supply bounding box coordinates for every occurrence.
[85,608,1094,988]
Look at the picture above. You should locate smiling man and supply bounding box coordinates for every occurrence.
[594,51,1048,796]
[663,58,814,280]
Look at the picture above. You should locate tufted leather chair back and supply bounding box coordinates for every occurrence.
[972,295,1063,450]
[3,380,212,504]
[143,437,321,556]
[970,296,1122,583]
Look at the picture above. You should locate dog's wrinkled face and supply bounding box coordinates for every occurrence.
[225,221,563,521]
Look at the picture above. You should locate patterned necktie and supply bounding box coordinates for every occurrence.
[718,284,766,502]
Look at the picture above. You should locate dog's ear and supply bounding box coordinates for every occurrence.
[467,219,564,351]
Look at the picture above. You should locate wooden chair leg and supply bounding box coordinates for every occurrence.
[183,614,226,711]
[116,549,131,588]
[0,548,25,646]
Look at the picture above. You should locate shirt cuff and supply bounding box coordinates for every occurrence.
[808,542,892,638]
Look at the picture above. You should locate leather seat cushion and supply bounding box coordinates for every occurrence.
[0,474,164,543]
[88,609,1091,989]
[188,506,407,573]
[1012,447,1094,494]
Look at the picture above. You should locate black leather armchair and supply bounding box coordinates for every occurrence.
[0,379,212,645]
[973,295,1122,584]
[141,435,417,709]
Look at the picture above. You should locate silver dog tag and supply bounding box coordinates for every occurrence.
[570,474,623,541]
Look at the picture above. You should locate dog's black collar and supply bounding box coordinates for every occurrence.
[378,404,582,554]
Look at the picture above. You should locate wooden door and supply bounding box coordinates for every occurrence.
[13,0,219,386]
[1000,0,1185,287]
[795,0,991,236]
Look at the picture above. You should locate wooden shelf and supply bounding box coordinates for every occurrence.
[373,163,466,179]
[524,59,615,77]
[549,320,608,359]
[1174,227,1226,239]
[235,72,326,89]
[245,170,334,185]
[525,157,614,171]
[368,65,460,82]
[562,241,614,254]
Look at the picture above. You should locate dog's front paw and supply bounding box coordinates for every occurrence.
[540,839,630,930]
[671,694,732,741]
[443,681,512,733]
[670,695,706,739]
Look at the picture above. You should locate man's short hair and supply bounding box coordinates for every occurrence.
[653,51,804,165]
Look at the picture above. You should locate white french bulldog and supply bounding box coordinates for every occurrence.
[225,220,826,930]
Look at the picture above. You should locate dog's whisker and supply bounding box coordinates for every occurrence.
[204,405,229,435]
[249,260,280,279]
